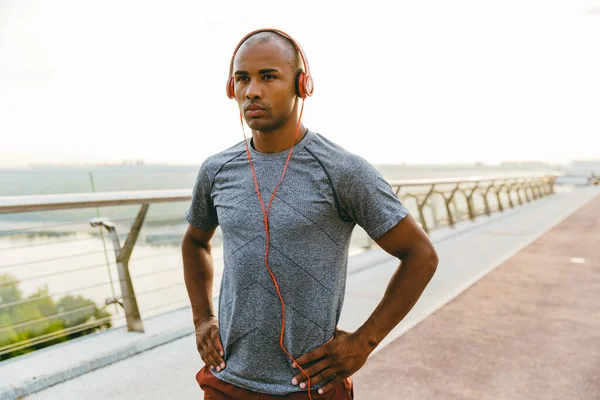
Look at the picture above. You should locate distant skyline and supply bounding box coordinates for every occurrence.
[1,0,599,168]
[3,158,592,170]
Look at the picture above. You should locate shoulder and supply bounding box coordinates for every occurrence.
[199,140,248,178]
[305,131,379,181]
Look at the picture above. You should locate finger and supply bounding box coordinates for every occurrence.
[209,344,225,371]
[292,359,333,385]
[197,344,212,369]
[202,340,219,370]
[211,329,225,357]
[298,367,337,389]
[316,374,345,395]
[211,331,226,369]
[292,343,330,369]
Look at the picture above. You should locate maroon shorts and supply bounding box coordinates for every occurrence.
[196,366,354,400]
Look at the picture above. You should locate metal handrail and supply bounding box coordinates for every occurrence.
[0,256,179,288]
[0,189,191,214]
[0,315,122,357]
[387,174,559,187]
[0,234,122,251]
[0,280,119,311]
[0,304,98,333]
[0,249,109,270]
[0,175,559,214]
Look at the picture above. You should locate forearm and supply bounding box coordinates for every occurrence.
[356,245,438,349]
[182,237,216,328]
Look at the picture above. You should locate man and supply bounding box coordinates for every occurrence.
[182,29,439,400]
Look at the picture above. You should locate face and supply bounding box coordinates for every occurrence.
[232,40,298,132]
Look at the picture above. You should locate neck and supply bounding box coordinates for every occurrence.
[250,99,307,153]
[251,122,307,153]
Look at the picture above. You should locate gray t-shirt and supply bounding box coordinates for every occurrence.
[186,129,409,395]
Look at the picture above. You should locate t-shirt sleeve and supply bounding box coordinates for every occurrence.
[185,159,219,230]
[337,156,409,239]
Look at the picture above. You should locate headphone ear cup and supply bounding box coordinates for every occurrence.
[304,74,314,97]
[295,71,306,98]
[226,77,235,99]
[295,71,314,98]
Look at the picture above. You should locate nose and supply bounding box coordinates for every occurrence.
[244,78,262,99]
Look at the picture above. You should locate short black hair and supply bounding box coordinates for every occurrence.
[239,31,303,74]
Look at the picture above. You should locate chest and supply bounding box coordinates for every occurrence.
[212,161,344,246]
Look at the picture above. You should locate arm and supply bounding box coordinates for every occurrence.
[356,214,438,349]
[291,215,438,393]
[182,224,226,372]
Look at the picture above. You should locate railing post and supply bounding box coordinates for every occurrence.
[505,181,515,209]
[536,180,544,198]
[90,204,149,333]
[496,181,507,212]
[430,202,441,228]
[444,184,460,228]
[533,181,540,198]
[482,184,493,216]
[417,185,436,234]
[530,179,539,200]
[466,182,479,221]
[523,181,532,202]
[514,182,524,205]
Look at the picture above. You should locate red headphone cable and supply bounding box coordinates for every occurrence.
[239,99,314,399]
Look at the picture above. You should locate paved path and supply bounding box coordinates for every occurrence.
[354,192,600,399]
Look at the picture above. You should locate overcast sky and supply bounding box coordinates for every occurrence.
[1,0,599,167]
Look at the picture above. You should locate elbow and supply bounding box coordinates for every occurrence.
[428,245,439,278]
[181,233,192,253]
[396,242,438,281]
[181,231,211,254]
[181,233,196,256]
[421,243,439,280]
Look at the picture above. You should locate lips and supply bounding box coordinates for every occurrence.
[245,103,266,117]
[245,103,265,111]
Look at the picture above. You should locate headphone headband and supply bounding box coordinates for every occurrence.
[226,28,314,99]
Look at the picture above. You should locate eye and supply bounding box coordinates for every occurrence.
[263,74,276,80]
[236,76,249,82]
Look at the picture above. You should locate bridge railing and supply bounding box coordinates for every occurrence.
[389,175,558,234]
[0,174,558,360]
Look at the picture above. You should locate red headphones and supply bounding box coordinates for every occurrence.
[226,28,314,99]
